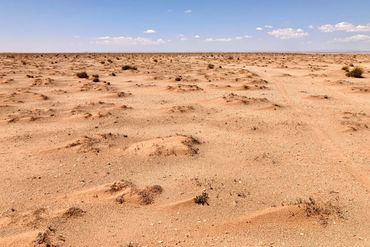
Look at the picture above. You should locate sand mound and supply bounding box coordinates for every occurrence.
[54,133,127,154]
[167,105,195,113]
[221,93,270,105]
[63,135,104,153]
[341,111,369,132]
[55,180,163,206]
[114,184,163,205]
[236,205,307,225]
[167,84,203,92]
[125,135,200,157]
[224,197,343,231]
[4,108,56,124]
[79,80,115,92]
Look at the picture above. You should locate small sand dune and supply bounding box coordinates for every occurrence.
[125,135,200,157]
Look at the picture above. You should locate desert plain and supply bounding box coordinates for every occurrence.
[0,53,369,246]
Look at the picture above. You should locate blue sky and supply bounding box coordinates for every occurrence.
[1,0,370,52]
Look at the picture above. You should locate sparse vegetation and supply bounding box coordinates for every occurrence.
[346,67,364,78]
[295,197,344,226]
[194,192,209,205]
[92,74,100,82]
[63,207,86,218]
[342,65,350,72]
[208,64,215,69]
[175,76,182,81]
[76,72,89,79]
[122,65,137,71]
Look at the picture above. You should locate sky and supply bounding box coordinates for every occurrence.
[1,0,370,52]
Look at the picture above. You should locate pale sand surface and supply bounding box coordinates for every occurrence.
[0,53,369,246]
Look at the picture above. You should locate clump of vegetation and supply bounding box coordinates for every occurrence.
[92,74,100,82]
[122,65,137,71]
[111,72,116,76]
[194,192,209,205]
[63,207,86,218]
[175,76,182,82]
[346,67,364,78]
[295,197,344,226]
[208,64,215,69]
[76,72,89,79]
[109,180,133,193]
[342,65,350,72]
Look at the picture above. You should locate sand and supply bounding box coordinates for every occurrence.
[0,53,369,246]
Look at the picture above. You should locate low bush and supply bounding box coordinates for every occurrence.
[122,65,137,71]
[76,72,89,79]
[346,67,364,78]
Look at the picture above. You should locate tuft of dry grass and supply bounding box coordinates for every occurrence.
[295,197,344,226]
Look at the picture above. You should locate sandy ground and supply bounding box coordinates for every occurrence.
[0,53,369,247]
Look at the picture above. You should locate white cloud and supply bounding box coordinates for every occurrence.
[144,29,156,34]
[96,36,165,46]
[193,35,201,39]
[334,34,370,42]
[264,25,273,29]
[204,35,251,42]
[178,34,188,41]
[205,37,233,42]
[308,25,314,29]
[184,9,192,14]
[256,27,263,31]
[268,28,308,39]
[318,22,370,33]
